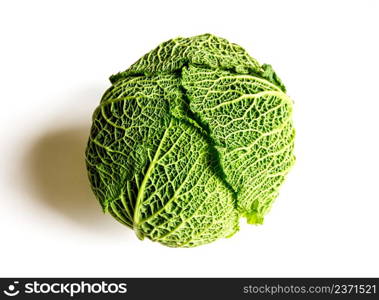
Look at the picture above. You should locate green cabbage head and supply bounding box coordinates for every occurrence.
[85,34,295,247]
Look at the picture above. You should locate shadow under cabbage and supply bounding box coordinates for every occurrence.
[26,125,126,234]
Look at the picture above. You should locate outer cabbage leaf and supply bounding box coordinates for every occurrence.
[182,65,295,224]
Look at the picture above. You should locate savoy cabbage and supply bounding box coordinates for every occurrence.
[85,34,295,247]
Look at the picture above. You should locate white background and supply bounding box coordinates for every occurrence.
[1,0,378,277]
